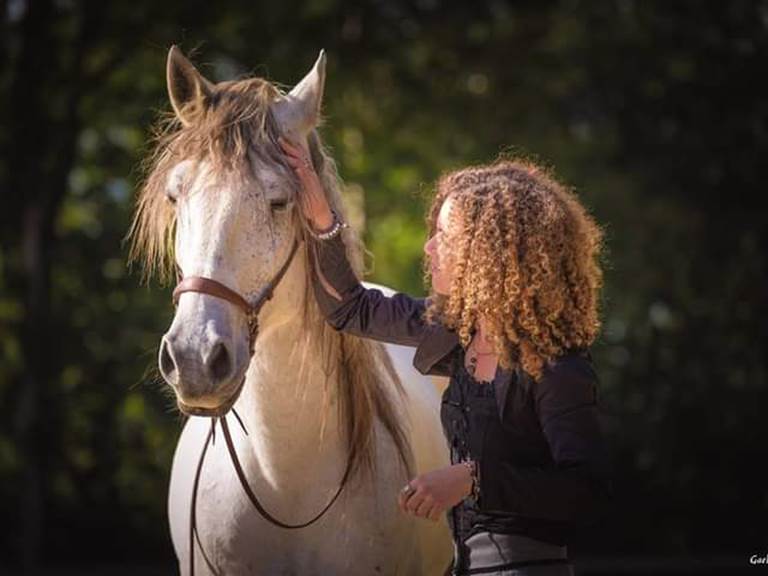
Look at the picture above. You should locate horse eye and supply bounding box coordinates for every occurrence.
[165,190,177,205]
[270,199,292,212]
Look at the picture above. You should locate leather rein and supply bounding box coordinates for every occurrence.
[172,237,353,575]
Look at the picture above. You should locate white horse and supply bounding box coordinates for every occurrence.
[128,46,452,575]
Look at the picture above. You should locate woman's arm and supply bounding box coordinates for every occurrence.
[279,135,441,356]
[476,356,614,526]
[308,232,432,349]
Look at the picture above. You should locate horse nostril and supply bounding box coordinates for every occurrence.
[206,342,232,383]
[159,337,178,385]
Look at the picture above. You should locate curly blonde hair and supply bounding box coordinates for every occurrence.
[422,157,605,382]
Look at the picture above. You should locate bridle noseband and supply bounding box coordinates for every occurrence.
[171,237,302,418]
[170,236,352,575]
[172,237,302,361]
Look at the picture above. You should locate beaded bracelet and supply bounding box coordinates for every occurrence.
[461,459,481,502]
[309,208,349,241]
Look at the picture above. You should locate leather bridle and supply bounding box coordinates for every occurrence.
[172,238,303,367]
[171,236,353,575]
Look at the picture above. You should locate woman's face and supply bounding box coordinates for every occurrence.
[424,194,461,296]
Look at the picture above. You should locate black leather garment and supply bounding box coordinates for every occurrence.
[307,233,613,564]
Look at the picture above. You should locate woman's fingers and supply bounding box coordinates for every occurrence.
[277,135,298,153]
[398,484,442,522]
[279,136,309,162]
[398,483,415,512]
[279,138,315,180]
[278,135,300,151]
[414,495,434,518]
[280,144,304,165]
[283,154,305,169]
[405,488,427,515]
[427,505,443,522]
[281,147,312,178]
[277,136,334,228]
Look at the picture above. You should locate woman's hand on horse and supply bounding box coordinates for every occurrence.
[278,136,334,231]
[398,464,473,522]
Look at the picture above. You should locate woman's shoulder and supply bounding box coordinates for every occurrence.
[534,347,598,407]
[544,347,596,380]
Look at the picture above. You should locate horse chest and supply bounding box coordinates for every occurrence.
[171,417,420,575]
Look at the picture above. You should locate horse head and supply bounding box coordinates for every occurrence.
[151,46,328,414]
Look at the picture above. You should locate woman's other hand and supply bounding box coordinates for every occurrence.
[278,136,335,231]
[398,463,473,522]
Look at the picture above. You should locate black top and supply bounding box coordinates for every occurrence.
[308,233,613,546]
[442,345,612,546]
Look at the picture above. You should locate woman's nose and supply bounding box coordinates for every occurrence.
[424,236,434,256]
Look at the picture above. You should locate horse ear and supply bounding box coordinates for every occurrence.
[273,49,326,140]
[166,45,214,127]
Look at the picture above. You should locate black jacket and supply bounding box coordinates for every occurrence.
[308,233,613,545]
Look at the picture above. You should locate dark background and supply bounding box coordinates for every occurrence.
[1,0,766,574]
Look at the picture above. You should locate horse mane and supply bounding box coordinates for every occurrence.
[125,74,414,484]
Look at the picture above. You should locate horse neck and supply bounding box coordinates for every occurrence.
[234,312,345,484]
